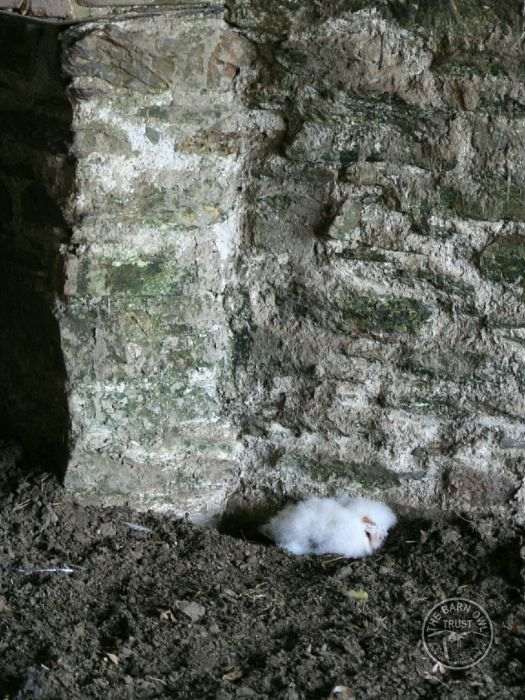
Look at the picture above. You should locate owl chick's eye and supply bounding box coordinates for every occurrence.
[365,530,372,543]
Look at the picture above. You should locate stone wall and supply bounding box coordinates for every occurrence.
[225,0,525,523]
[1,1,525,523]
[58,7,282,516]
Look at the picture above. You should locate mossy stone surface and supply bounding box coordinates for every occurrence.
[480,235,525,285]
[341,294,432,334]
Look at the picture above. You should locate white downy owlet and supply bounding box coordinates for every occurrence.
[262,496,397,558]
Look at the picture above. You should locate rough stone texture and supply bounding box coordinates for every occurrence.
[57,8,279,516]
[222,0,525,523]
[0,0,222,22]
[2,1,525,523]
[29,1,77,19]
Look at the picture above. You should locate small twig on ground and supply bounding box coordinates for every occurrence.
[16,566,75,575]
[1,564,76,575]
[13,500,31,512]
[321,556,347,566]
[125,522,153,533]
[146,676,168,686]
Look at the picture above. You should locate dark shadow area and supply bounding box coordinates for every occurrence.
[485,537,523,589]
[0,15,74,481]
[218,498,436,550]
[217,494,288,544]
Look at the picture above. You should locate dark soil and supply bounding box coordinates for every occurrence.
[0,475,524,699]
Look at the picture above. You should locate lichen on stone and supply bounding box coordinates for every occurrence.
[480,234,525,285]
[340,293,432,334]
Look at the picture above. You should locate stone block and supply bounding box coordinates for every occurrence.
[30,0,74,17]
[77,0,215,6]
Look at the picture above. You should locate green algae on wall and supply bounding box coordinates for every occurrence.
[480,235,525,285]
[341,294,432,334]
[306,458,401,488]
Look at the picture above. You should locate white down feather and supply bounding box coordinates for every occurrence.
[262,496,397,558]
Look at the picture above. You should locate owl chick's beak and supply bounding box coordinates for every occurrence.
[362,515,384,552]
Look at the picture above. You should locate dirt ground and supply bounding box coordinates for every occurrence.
[0,475,524,699]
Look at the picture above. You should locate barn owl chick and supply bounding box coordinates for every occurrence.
[262,496,397,558]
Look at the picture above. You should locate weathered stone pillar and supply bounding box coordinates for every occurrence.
[59,7,266,515]
[0,5,283,517]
